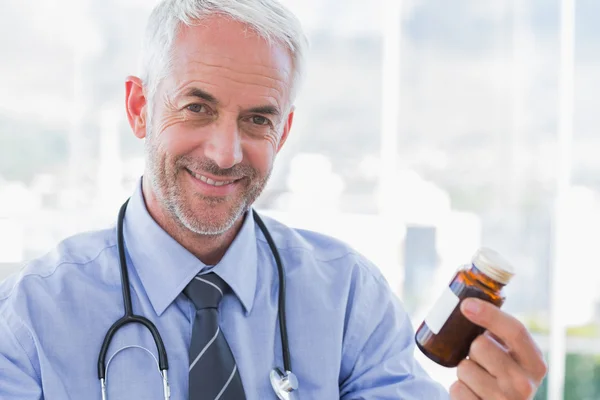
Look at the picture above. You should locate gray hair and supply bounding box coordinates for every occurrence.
[140,0,309,119]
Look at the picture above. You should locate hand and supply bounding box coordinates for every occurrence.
[449,298,547,400]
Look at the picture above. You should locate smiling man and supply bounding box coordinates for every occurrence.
[0,0,546,399]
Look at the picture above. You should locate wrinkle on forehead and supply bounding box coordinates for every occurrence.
[191,52,290,81]
[166,18,294,108]
[172,57,291,104]
[176,62,287,97]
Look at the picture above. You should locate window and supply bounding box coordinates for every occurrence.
[1,0,596,398]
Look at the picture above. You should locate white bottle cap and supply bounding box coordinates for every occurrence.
[471,247,515,285]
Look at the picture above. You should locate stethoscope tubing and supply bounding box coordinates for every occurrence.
[98,199,169,381]
[96,198,292,397]
[252,211,292,373]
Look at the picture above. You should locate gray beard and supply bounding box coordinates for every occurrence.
[143,128,270,236]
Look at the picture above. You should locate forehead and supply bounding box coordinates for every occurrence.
[167,15,293,105]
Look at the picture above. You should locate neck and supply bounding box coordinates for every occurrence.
[141,179,245,266]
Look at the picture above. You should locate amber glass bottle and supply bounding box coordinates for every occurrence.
[415,247,514,368]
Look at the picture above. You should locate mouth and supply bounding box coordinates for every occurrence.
[185,168,241,187]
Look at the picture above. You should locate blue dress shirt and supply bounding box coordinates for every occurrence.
[0,180,448,399]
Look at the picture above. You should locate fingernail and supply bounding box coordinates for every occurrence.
[462,298,481,315]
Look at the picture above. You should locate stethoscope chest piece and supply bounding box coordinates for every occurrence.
[270,368,298,400]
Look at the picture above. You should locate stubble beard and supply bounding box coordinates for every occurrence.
[144,130,271,236]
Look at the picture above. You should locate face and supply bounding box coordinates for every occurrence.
[137,16,294,235]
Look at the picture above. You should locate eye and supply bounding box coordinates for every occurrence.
[186,103,207,113]
[251,115,270,126]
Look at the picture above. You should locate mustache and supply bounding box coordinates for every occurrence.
[176,156,257,178]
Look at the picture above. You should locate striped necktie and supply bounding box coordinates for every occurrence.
[184,272,246,399]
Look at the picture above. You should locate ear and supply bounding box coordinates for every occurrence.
[276,106,295,153]
[125,76,148,139]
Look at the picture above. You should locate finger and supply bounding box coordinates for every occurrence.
[449,381,481,400]
[456,359,499,399]
[484,330,507,350]
[468,334,538,398]
[460,298,547,380]
[468,333,513,378]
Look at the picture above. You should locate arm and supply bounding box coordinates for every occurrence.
[0,314,42,399]
[338,265,449,400]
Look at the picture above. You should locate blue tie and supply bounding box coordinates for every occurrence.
[184,273,246,399]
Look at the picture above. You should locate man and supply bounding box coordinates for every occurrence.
[0,0,546,398]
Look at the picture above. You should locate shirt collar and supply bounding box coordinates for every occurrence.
[123,178,257,316]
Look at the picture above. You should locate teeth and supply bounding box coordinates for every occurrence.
[189,170,234,186]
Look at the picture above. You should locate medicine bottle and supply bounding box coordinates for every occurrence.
[415,247,514,368]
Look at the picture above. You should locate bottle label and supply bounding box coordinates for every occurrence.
[424,286,460,335]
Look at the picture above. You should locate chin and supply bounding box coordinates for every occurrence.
[179,198,246,235]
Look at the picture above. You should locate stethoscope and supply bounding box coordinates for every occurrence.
[97,198,299,400]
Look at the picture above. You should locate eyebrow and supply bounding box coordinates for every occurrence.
[246,105,280,117]
[182,87,219,104]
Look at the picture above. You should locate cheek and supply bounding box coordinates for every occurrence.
[263,130,280,151]
[147,136,171,174]
[151,114,203,158]
[147,127,188,177]
[155,112,187,137]
[244,139,277,175]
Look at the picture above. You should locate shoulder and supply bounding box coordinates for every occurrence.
[0,227,117,311]
[255,212,389,290]
[0,227,117,380]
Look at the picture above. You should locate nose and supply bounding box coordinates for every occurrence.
[203,117,243,170]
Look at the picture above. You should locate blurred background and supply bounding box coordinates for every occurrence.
[0,0,598,398]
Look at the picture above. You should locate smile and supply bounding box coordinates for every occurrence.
[186,169,238,187]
